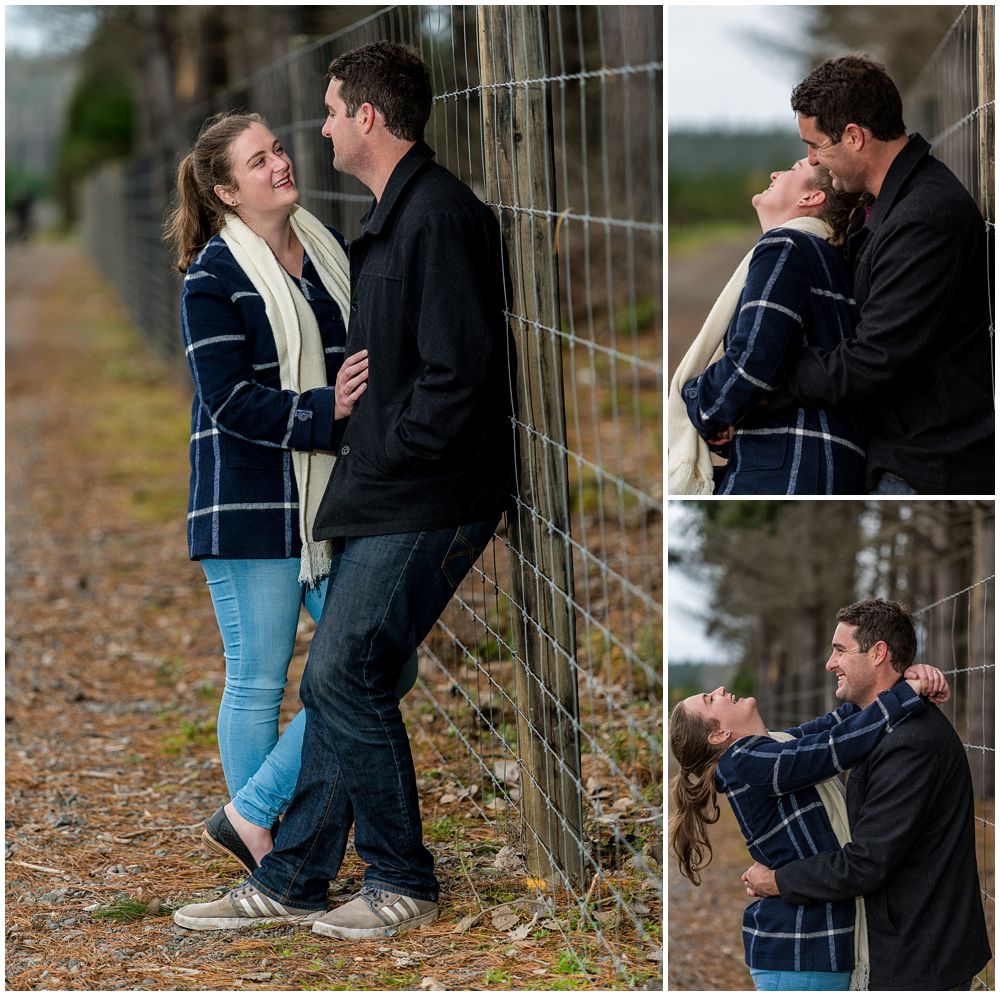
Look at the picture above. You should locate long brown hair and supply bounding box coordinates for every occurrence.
[163,111,266,273]
[668,700,728,886]
[809,165,871,248]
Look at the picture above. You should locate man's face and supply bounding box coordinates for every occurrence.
[322,79,364,177]
[825,621,877,705]
[797,113,861,193]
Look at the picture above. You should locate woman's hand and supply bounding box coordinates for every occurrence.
[708,425,735,446]
[903,663,951,703]
[335,349,368,420]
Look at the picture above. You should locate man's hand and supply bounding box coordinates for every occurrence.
[742,861,779,898]
[903,664,951,704]
[335,349,368,420]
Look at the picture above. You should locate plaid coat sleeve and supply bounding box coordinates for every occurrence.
[720,681,924,796]
[782,702,859,738]
[684,233,810,439]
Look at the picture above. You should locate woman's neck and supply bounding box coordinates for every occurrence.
[236,209,302,277]
[756,207,819,233]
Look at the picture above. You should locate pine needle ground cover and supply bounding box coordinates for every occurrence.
[5,244,662,991]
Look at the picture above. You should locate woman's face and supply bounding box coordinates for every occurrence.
[217,122,298,221]
[751,157,819,220]
[683,685,763,742]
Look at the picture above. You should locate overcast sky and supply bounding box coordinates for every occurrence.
[668,4,814,129]
[668,503,729,664]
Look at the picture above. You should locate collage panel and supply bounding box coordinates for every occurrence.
[666,5,994,499]
[666,498,995,991]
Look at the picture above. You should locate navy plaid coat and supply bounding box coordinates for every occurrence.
[716,682,924,973]
[181,233,348,560]
[683,228,866,494]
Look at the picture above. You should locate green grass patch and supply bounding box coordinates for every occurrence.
[161,718,217,754]
[484,968,513,986]
[425,815,462,842]
[554,949,594,975]
[91,897,177,922]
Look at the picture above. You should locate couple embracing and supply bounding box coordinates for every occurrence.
[670,598,991,991]
[669,55,994,496]
[163,42,516,937]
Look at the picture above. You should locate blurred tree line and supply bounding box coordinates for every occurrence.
[12,5,383,224]
[672,500,994,796]
[669,5,966,231]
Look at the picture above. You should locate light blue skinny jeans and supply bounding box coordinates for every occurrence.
[749,969,851,991]
[201,558,417,830]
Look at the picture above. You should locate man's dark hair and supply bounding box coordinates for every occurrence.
[836,598,917,674]
[791,55,906,143]
[327,41,432,142]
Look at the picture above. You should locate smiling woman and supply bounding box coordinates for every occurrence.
[667,153,869,495]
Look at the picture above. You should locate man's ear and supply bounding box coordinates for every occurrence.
[843,122,866,150]
[869,639,890,667]
[357,101,379,135]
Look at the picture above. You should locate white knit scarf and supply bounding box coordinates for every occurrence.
[769,730,870,990]
[667,215,833,495]
[220,205,352,585]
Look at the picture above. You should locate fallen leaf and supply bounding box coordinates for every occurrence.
[492,845,523,873]
[452,915,476,934]
[491,760,520,785]
[491,912,519,931]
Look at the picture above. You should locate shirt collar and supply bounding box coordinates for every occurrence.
[360,140,436,235]
[865,132,931,232]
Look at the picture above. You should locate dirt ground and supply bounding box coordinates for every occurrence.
[666,803,754,991]
[4,243,661,991]
[666,233,754,382]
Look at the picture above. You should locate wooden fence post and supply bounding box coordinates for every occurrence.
[976,5,995,218]
[477,5,586,889]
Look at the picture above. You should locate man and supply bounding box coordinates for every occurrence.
[770,55,994,495]
[743,599,991,991]
[174,41,517,938]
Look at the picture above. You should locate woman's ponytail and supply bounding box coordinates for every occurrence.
[668,702,727,886]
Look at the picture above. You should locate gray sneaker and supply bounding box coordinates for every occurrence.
[311,885,438,939]
[173,883,324,931]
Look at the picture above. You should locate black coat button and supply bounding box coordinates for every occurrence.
[340,445,351,456]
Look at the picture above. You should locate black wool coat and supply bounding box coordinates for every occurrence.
[314,141,518,539]
[777,134,994,494]
[775,696,992,991]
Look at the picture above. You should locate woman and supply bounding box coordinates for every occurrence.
[164,112,416,872]
[669,666,948,991]
[668,160,868,495]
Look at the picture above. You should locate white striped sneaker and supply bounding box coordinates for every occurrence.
[311,885,438,939]
[172,883,324,931]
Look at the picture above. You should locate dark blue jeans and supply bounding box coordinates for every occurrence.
[249,516,499,909]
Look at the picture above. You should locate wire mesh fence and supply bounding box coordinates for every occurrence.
[79,4,663,984]
[907,3,995,391]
